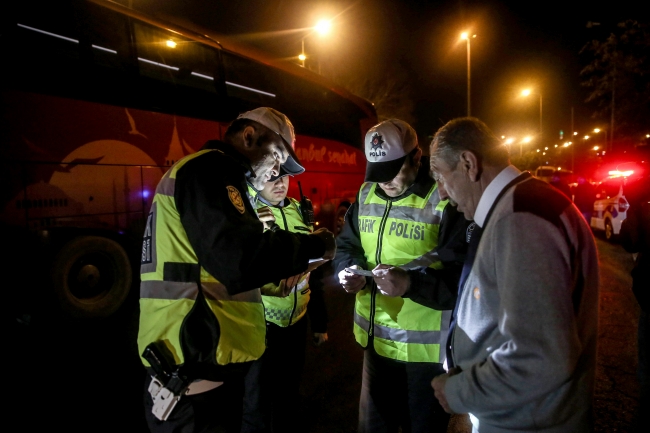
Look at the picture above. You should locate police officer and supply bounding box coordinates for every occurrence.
[138,107,336,433]
[247,172,328,433]
[333,119,468,433]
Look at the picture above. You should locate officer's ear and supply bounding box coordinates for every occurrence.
[412,148,423,167]
[460,150,481,182]
[242,125,257,149]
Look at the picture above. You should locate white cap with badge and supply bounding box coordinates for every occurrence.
[237,107,305,177]
[364,119,418,183]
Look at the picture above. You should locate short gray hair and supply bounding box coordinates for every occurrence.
[430,117,509,169]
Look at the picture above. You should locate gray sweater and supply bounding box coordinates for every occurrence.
[446,170,600,433]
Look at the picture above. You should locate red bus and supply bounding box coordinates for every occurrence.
[1,0,377,319]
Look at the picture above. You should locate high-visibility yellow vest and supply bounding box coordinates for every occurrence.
[355,182,451,363]
[249,187,313,327]
[138,149,266,369]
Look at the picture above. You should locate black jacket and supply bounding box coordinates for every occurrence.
[175,140,325,295]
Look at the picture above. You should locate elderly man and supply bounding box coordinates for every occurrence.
[429,117,599,433]
[138,107,336,433]
[334,119,468,433]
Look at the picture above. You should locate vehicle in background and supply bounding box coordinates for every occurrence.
[1,0,377,319]
[534,166,576,198]
[534,166,557,183]
[591,170,644,241]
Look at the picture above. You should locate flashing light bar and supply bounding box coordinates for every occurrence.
[609,170,634,177]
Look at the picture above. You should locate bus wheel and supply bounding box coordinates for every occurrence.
[51,236,132,319]
[334,202,351,237]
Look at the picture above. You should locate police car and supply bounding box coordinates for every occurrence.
[590,170,642,241]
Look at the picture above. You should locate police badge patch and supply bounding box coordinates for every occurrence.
[227,186,246,214]
[370,133,384,150]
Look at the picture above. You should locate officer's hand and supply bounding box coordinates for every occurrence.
[261,272,306,297]
[313,332,328,346]
[311,228,336,260]
[338,265,366,294]
[372,264,410,297]
[256,206,276,230]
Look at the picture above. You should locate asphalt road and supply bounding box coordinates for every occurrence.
[7,236,640,433]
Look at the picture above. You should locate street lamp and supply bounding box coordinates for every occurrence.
[299,19,332,72]
[521,89,543,142]
[460,32,476,116]
[520,135,532,156]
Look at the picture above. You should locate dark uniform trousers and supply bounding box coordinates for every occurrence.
[244,317,309,433]
[359,343,449,433]
[144,365,252,433]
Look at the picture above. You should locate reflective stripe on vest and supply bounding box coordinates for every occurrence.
[252,195,314,327]
[355,181,449,363]
[138,149,266,368]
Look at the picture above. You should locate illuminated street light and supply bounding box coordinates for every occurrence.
[563,143,570,147]
[314,19,332,35]
[593,146,599,150]
[166,39,177,48]
[521,88,543,142]
[584,135,590,140]
[300,19,332,71]
[646,134,650,138]
[460,32,476,116]
[505,138,514,145]
[554,144,558,148]
[519,136,532,156]
[594,128,601,133]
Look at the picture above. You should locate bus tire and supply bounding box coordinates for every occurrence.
[51,236,132,319]
[334,202,351,237]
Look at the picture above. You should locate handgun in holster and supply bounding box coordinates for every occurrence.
[143,342,191,421]
[298,181,315,226]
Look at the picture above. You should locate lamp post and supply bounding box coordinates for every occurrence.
[299,19,331,73]
[521,89,543,143]
[592,127,607,150]
[460,32,476,117]
[520,136,532,157]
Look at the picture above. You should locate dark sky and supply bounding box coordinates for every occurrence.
[132,0,645,147]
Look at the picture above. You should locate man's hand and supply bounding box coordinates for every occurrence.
[313,332,328,346]
[338,265,366,294]
[261,272,306,297]
[311,228,336,260]
[431,367,462,414]
[372,264,410,297]
[256,206,276,230]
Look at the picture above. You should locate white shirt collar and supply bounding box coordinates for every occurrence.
[473,165,521,227]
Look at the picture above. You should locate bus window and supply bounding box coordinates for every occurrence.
[6,0,83,97]
[222,51,278,110]
[132,20,224,120]
[221,51,364,148]
[81,1,133,74]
